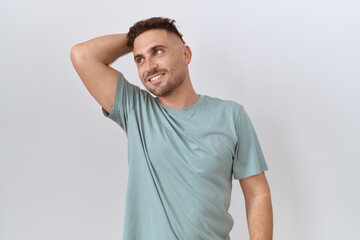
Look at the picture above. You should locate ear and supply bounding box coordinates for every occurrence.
[182,45,192,65]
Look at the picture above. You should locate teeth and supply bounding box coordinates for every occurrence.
[150,73,164,81]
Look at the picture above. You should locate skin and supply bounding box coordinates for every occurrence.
[240,172,273,239]
[132,29,200,108]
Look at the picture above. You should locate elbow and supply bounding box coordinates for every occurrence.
[70,44,81,57]
[70,44,86,65]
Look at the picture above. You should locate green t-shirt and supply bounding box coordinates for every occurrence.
[102,70,269,240]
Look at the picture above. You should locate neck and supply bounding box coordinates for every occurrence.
[157,77,199,109]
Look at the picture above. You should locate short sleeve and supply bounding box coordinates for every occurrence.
[101,71,141,133]
[232,106,269,180]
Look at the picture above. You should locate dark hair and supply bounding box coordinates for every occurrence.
[126,17,184,48]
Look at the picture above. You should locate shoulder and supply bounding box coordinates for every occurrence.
[202,94,244,116]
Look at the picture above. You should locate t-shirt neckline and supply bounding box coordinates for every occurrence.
[156,94,204,113]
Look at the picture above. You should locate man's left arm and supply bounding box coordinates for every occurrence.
[239,172,273,240]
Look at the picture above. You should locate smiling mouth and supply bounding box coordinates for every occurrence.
[149,73,165,82]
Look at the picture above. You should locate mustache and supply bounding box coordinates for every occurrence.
[146,69,167,79]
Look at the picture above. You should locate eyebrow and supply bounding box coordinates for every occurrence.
[133,44,168,61]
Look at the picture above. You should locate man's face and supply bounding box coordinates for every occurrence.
[133,29,188,97]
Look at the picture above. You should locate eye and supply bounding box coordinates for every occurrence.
[136,57,144,64]
[154,49,163,55]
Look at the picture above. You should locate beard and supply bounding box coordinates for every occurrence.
[144,69,186,97]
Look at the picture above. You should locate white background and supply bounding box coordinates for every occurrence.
[1,0,359,239]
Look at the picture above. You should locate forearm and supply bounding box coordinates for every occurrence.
[72,33,132,65]
[244,193,273,240]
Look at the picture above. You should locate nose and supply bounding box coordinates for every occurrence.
[145,57,158,74]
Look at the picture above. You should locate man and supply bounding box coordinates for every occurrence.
[70,17,273,240]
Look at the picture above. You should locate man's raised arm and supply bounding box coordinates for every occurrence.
[70,33,132,114]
